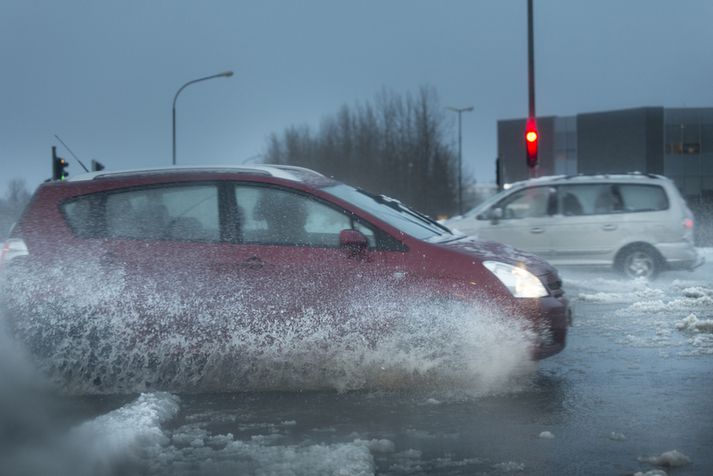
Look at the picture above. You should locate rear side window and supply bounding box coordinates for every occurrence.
[618,184,669,212]
[61,184,221,241]
[556,183,669,216]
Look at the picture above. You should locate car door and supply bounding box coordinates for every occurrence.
[474,186,556,260]
[223,182,397,334]
[546,183,628,265]
[92,182,236,345]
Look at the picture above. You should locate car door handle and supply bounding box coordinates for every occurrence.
[100,252,120,266]
[530,227,545,234]
[602,224,618,231]
[238,256,265,270]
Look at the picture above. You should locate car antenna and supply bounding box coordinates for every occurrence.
[54,134,90,172]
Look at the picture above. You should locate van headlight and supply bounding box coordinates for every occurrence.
[483,261,548,298]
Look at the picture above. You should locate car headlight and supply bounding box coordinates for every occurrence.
[483,261,548,298]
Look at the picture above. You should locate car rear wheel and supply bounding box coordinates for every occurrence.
[618,246,660,279]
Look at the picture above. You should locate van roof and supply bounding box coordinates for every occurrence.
[505,172,670,190]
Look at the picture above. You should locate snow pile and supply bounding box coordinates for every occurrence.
[638,449,691,467]
[577,286,665,304]
[676,313,713,333]
[67,392,180,474]
[155,437,378,476]
[617,290,713,315]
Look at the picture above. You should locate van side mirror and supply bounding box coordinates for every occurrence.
[489,207,503,224]
[339,229,368,258]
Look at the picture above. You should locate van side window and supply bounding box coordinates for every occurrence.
[618,185,669,212]
[498,187,551,219]
[555,184,621,216]
[557,183,669,216]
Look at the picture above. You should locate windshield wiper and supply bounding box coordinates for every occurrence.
[358,189,452,235]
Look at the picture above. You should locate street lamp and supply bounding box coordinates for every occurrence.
[172,70,234,165]
[447,106,474,215]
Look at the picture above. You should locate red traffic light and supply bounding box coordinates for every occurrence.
[525,118,538,168]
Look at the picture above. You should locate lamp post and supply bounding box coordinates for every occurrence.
[172,70,234,165]
[447,106,474,215]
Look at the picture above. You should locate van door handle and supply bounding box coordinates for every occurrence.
[602,224,617,231]
[530,227,544,234]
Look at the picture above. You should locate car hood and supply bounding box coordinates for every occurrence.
[441,237,556,277]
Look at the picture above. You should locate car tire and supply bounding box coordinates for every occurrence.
[617,246,660,280]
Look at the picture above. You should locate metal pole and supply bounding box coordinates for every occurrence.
[172,71,234,166]
[527,0,537,179]
[457,112,463,215]
[447,106,473,216]
[527,0,536,120]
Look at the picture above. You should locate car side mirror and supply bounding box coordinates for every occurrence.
[339,229,368,258]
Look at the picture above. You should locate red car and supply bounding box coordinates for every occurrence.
[1,165,569,376]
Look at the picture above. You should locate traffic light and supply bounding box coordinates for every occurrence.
[525,117,539,168]
[52,146,69,181]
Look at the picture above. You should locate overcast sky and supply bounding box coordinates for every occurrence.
[2,0,712,195]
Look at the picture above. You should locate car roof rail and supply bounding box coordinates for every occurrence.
[66,164,329,183]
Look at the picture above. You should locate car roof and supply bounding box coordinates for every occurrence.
[65,164,329,184]
[505,172,671,190]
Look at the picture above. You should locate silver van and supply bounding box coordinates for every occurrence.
[445,174,703,278]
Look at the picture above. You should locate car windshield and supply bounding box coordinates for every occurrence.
[323,183,458,242]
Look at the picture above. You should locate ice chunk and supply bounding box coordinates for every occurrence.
[638,449,691,467]
[493,461,525,472]
[538,431,555,439]
[676,314,713,333]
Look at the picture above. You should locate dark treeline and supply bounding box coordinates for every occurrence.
[264,86,465,218]
[0,179,31,240]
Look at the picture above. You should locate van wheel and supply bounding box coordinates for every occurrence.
[617,246,660,279]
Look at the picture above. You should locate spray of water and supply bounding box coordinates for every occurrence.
[2,255,537,396]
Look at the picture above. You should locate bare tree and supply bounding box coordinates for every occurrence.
[263,86,463,217]
[0,179,32,239]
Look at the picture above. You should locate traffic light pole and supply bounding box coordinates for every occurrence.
[528,0,536,122]
[527,0,538,178]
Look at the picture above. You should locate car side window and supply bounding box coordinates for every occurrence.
[498,187,552,219]
[104,185,220,241]
[235,185,374,247]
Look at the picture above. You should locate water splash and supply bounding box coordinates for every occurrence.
[2,256,537,396]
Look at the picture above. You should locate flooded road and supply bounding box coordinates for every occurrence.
[1,250,712,475]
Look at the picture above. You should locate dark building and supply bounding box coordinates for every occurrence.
[497,106,713,243]
[577,107,664,176]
